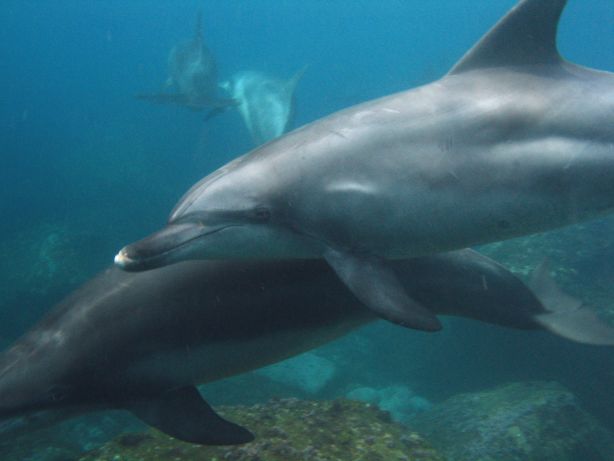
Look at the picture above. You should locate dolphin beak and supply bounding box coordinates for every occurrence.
[114,222,210,272]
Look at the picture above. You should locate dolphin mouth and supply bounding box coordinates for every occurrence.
[114,223,230,272]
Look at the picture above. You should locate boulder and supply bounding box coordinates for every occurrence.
[411,381,614,461]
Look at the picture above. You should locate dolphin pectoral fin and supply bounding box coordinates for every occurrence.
[529,261,614,346]
[324,248,442,331]
[135,93,190,106]
[129,386,254,445]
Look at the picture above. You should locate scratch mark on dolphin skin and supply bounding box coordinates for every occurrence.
[326,181,376,195]
[0,357,22,380]
[447,169,460,181]
[329,130,348,139]
[352,110,375,123]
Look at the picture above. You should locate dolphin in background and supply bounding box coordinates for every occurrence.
[116,0,614,333]
[1,249,613,445]
[220,67,308,145]
[136,11,235,112]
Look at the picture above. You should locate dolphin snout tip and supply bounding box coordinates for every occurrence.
[114,248,135,270]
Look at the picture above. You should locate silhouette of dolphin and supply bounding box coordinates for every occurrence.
[136,11,235,111]
[2,250,613,445]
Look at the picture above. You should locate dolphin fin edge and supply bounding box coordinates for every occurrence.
[324,248,442,332]
[529,262,614,346]
[536,309,614,347]
[194,9,204,43]
[286,65,310,94]
[449,0,567,75]
[129,386,254,445]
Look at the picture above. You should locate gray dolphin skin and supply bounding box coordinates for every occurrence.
[220,67,308,145]
[116,0,614,332]
[2,250,612,445]
[136,11,235,111]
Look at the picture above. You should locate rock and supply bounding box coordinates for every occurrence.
[0,412,139,461]
[79,399,443,461]
[410,381,614,461]
[347,385,431,424]
[0,222,108,337]
[254,352,336,394]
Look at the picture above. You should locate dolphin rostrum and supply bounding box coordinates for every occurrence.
[136,11,235,111]
[220,67,308,145]
[2,250,612,445]
[116,0,614,332]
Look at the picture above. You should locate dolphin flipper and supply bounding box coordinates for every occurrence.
[129,386,254,445]
[136,93,237,113]
[135,93,191,106]
[324,248,442,331]
[529,262,614,346]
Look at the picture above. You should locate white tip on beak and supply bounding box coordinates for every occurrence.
[114,249,131,268]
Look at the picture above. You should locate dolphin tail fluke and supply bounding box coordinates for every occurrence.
[529,261,614,346]
[129,386,254,445]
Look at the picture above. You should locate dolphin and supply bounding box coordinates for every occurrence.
[116,0,614,332]
[1,250,613,446]
[136,11,235,111]
[220,67,308,145]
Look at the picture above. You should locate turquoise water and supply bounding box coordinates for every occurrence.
[1,1,613,459]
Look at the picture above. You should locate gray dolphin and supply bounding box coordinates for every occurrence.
[220,67,308,145]
[1,250,613,445]
[136,11,235,111]
[117,0,614,332]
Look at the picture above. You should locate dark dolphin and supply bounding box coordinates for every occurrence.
[1,250,612,445]
[136,11,235,112]
[117,0,614,333]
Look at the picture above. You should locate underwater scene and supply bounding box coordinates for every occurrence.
[1,0,614,459]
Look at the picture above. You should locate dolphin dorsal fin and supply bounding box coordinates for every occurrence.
[193,9,203,43]
[448,0,567,75]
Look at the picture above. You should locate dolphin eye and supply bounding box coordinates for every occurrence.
[252,206,271,222]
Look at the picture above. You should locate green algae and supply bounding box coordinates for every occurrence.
[79,398,442,461]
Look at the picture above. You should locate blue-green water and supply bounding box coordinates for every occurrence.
[1,1,614,459]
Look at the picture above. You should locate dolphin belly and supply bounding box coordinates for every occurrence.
[125,318,365,387]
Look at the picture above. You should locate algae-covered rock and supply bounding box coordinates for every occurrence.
[254,352,336,394]
[347,385,431,424]
[0,412,140,461]
[0,222,104,337]
[0,223,87,294]
[79,398,442,461]
[411,381,614,461]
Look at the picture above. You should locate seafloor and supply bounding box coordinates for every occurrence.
[79,398,442,461]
